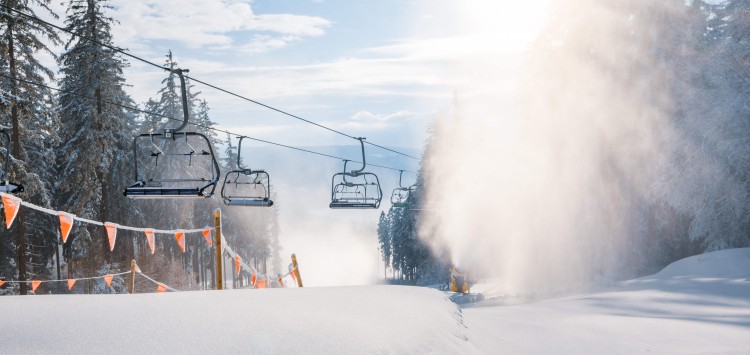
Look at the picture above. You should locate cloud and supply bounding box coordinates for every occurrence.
[336,111,422,131]
[108,0,330,50]
[239,34,299,54]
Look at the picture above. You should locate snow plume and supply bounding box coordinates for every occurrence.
[418,0,728,295]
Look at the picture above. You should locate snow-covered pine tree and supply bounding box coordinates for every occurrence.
[56,0,137,285]
[0,0,62,294]
[377,211,391,279]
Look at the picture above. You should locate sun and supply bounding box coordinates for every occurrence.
[457,0,550,52]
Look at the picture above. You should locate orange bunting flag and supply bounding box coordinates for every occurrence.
[235,255,241,275]
[278,276,284,288]
[2,194,21,229]
[251,271,257,286]
[0,280,5,287]
[257,278,266,289]
[134,264,142,273]
[58,212,74,243]
[103,274,113,287]
[202,228,213,247]
[156,284,167,293]
[144,229,155,254]
[175,230,185,253]
[105,223,117,251]
[67,279,76,290]
[31,280,41,293]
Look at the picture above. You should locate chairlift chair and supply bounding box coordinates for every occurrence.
[220,136,273,207]
[0,130,23,193]
[124,69,220,199]
[330,138,382,209]
[390,170,411,208]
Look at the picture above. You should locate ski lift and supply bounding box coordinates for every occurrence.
[0,129,23,193]
[390,170,411,208]
[330,138,382,209]
[220,136,273,207]
[124,69,220,199]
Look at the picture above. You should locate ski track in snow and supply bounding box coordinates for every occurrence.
[1,248,750,354]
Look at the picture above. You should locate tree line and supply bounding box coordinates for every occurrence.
[0,0,280,295]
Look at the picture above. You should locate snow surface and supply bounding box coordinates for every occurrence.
[463,248,750,354]
[2,248,750,354]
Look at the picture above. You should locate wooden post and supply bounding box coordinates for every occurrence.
[214,208,223,290]
[128,259,136,294]
[291,254,303,288]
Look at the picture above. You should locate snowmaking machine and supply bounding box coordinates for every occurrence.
[450,266,470,294]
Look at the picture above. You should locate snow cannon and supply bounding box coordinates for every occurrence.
[450,266,470,294]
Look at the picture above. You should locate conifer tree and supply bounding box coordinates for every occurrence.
[377,211,391,279]
[0,0,61,294]
[56,0,136,280]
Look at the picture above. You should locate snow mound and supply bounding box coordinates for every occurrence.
[648,247,750,279]
[0,286,470,354]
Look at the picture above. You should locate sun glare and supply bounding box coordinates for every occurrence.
[457,0,550,52]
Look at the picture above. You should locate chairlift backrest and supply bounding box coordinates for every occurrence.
[0,129,23,194]
[330,138,382,209]
[124,69,220,199]
[220,136,274,207]
[390,170,410,207]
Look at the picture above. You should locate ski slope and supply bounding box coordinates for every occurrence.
[1,249,749,354]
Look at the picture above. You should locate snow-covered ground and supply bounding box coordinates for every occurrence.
[464,248,750,353]
[2,249,749,354]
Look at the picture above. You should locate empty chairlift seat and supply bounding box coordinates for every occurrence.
[220,136,273,207]
[0,130,23,194]
[329,138,382,209]
[123,68,220,199]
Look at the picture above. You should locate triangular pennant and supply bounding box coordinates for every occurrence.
[156,284,167,293]
[58,212,74,243]
[104,223,117,251]
[67,279,76,291]
[134,264,142,273]
[257,278,266,289]
[31,280,41,293]
[235,255,241,275]
[175,230,185,253]
[0,280,5,287]
[144,229,155,254]
[2,194,21,229]
[251,271,257,286]
[278,276,284,288]
[202,228,213,247]
[103,274,113,287]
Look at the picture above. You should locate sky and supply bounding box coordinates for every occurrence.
[37,0,550,285]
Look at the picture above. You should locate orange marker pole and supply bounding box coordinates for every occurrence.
[214,209,223,290]
[291,254,303,288]
[129,259,136,294]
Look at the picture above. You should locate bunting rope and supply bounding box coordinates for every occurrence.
[19,198,207,234]
[220,234,302,288]
[0,192,298,290]
[136,271,179,292]
[0,271,129,292]
[0,271,129,284]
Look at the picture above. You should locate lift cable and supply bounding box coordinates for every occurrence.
[0,73,418,174]
[0,4,421,161]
